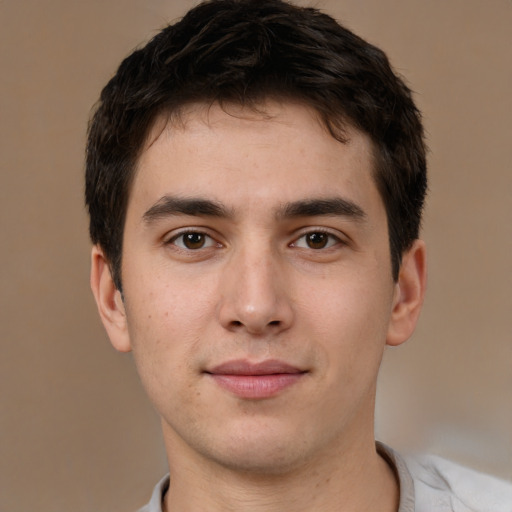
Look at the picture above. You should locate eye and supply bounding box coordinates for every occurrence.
[169,231,217,250]
[292,231,340,250]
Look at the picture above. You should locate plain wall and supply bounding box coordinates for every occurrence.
[1,1,511,510]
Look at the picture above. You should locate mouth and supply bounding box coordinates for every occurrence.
[205,359,307,399]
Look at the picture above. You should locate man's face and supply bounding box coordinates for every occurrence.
[101,101,411,474]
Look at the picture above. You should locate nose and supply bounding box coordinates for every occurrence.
[217,246,294,335]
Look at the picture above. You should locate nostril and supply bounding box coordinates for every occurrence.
[229,319,281,329]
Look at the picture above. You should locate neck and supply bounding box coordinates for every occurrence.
[162,428,398,512]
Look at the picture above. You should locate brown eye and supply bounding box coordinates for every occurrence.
[171,232,215,250]
[306,232,329,249]
[183,232,206,249]
[292,231,340,250]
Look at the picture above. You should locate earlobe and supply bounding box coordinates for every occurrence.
[90,246,132,353]
[386,239,427,347]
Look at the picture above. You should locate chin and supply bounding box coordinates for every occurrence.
[215,446,306,476]
[204,425,316,476]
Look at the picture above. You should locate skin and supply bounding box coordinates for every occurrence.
[91,101,426,512]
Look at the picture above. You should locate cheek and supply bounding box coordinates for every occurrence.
[122,270,218,387]
[124,259,217,335]
[297,272,392,374]
[300,269,391,331]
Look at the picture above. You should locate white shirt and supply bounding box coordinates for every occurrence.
[137,443,512,511]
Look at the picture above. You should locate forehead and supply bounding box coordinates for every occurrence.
[129,101,382,220]
[145,100,368,154]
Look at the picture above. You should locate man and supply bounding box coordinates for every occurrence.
[85,1,512,510]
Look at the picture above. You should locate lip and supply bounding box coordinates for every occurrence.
[205,359,307,399]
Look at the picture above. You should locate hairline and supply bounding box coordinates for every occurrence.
[110,96,398,291]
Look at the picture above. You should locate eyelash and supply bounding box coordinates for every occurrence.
[166,230,220,251]
[166,228,343,251]
[290,229,342,250]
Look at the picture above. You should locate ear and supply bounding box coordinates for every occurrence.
[386,239,427,347]
[90,245,132,353]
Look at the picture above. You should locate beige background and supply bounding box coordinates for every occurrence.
[1,1,511,510]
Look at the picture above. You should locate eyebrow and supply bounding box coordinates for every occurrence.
[143,196,232,223]
[278,198,366,221]
[142,195,366,224]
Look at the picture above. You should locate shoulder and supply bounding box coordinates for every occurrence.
[404,453,512,512]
